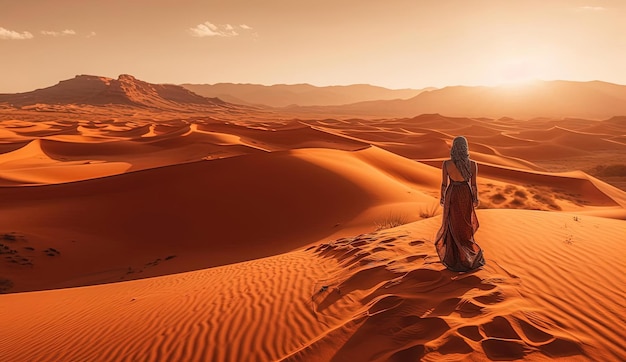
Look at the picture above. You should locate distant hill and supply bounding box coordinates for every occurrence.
[0,74,235,110]
[4,77,624,120]
[285,80,626,120]
[181,83,433,107]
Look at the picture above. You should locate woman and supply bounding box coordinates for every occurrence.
[435,136,485,272]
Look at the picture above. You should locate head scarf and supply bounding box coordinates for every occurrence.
[450,136,472,181]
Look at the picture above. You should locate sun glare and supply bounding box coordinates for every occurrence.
[488,55,558,87]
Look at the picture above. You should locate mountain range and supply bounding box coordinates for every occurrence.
[0,74,231,111]
[285,80,626,120]
[1,75,624,119]
[181,83,433,107]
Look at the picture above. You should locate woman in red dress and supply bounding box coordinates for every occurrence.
[435,136,485,272]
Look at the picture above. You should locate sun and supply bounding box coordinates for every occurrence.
[487,55,558,87]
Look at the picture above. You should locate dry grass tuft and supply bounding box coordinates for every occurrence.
[374,212,409,231]
[419,202,441,219]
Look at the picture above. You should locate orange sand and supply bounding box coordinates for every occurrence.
[1,76,625,361]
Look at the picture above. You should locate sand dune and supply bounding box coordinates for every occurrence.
[0,145,441,293]
[1,79,625,361]
[0,139,131,185]
[286,211,626,361]
[1,211,623,361]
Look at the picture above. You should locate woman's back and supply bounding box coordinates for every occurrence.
[435,137,484,272]
[445,159,471,182]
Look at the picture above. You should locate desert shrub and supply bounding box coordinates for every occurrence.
[374,212,408,231]
[418,202,440,219]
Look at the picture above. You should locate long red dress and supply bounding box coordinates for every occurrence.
[435,179,485,272]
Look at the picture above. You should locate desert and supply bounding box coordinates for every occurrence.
[0,73,624,361]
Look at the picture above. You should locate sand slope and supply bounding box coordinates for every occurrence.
[1,210,624,361]
[285,211,626,361]
[0,146,441,293]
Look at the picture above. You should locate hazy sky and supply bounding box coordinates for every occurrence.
[1,0,625,92]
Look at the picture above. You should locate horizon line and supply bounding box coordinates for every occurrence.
[1,74,625,94]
